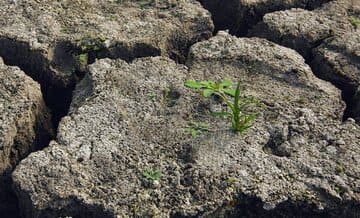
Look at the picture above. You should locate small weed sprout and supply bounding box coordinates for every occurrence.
[226,177,236,187]
[349,16,360,29]
[185,79,260,134]
[75,34,106,69]
[77,34,105,53]
[142,168,162,181]
[184,121,209,137]
[147,91,157,101]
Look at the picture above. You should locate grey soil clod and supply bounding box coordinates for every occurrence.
[250,0,360,122]
[12,33,360,217]
[0,0,214,126]
[0,0,359,217]
[0,58,53,217]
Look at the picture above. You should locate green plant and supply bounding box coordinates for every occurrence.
[184,79,260,134]
[77,34,105,53]
[349,16,360,29]
[138,1,151,9]
[184,121,209,137]
[76,34,105,67]
[147,91,157,101]
[226,177,236,187]
[142,168,162,181]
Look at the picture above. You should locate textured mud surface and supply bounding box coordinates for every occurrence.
[12,33,360,217]
[199,0,332,36]
[0,58,53,217]
[250,0,360,122]
[0,0,213,127]
[0,0,359,217]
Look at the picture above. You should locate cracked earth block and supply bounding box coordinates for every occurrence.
[12,33,360,217]
[250,0,360,122]
[0,58,53,217]
[0,0,213,125]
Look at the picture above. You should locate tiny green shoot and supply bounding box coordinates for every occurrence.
[185,79,260,134]
[142,168,162,181]
[349,16,360,29]
[147,92,157,101]
[76,34,105,67]
[226,177,236,187]
[78,53,88,65]
[184,122,209,137]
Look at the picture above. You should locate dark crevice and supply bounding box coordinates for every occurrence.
[307,50,358,123]
[170,193,360,217]
[97,42,161,63]
[0,37,76,130]
[217,194,360,218]
[198,0,332,36]
[0,171,21,218]
[15,187,114,218]
[0,37,74,218]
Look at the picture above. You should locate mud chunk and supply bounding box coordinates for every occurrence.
[12,33,359,217]
[0,58,53,217]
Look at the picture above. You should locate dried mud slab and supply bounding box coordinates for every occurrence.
[0,0,213,71]
[199,0,331,36]
[312,31,360,122]
[250,0,360,122]
[12,33,360,217]
[0,0,213,124]
[250,0,356,58]
[0,58,53,217]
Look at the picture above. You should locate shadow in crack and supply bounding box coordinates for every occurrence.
[198,0,332,36]
[171,193,360,218]
[0,37,76,130]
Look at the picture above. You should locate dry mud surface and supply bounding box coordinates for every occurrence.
[0,0,359,217]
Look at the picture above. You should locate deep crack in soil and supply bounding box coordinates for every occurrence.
[197,0,332,36]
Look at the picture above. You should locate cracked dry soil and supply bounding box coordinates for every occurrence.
[0,0,359,217]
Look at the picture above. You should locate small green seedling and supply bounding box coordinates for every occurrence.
[147,91,157,101]
[78,53,88,66]
[76,34,106,68]
[349,16,360,29]
[184,122,209,137]
[226,177,236,187]
[77,34,105,53]
[185,79,260,134]
[138,1,151,9]
[142,168,162,181]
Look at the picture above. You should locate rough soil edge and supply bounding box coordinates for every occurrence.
[198,0,332,36]
[0,61,54,217]
[248,2,360,123]
[205,194,360,218]
[0,37,75,128]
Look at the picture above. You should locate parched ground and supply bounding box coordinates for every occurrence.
[0,0,359,217]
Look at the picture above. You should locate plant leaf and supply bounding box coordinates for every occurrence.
[223,88,236,97]
[219,79,232,88]
[212,111,232,117]
[200,80,216,89]
[203,89,215,97]
[78,53,88,65]
[153,169,162,179]
[191,129,198,137]
[184,80,206,89]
